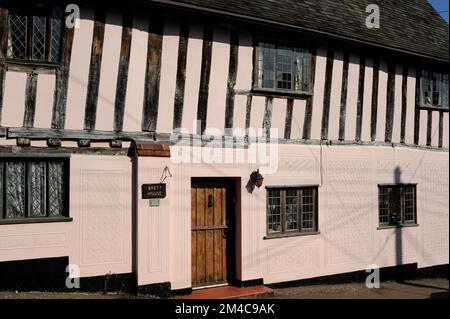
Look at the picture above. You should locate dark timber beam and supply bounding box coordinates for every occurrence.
[224,30,239,131]
[0,8,8,125]
[51,15,75,129]
[426,110,432,146]
[197,25,213,134]
[173,22,189,130]
[321,49,334,140]
[84,10,106,130]
[23,72,38,128]
[113,15,133,132]
[338,52,350,141]
[302,47,317,140]
[384,62,396,142]
[262,97,273,138]
[7,127,155,141]
[370,58,380,141]
[142,16,163,132]
[400,65,408,144]
[284,98,294,139]
[355,55,366,141]
[438,111,443,148]
[244,95,252,136]
[414,68,421,145]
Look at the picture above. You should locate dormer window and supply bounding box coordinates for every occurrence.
[420,70,449,109]
[254,42,312,94]
[7,7,64,65]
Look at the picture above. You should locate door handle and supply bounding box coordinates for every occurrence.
[222,228,228,238]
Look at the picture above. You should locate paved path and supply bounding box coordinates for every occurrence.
[0,278,447,299]
[252,278,449,299]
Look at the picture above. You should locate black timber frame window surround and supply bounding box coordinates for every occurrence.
[420,70,449,110]
[7,6,65,66]
[266,186,318,238]
[378,184,417,228]
[254,42,312,94]
[0,157,70,224]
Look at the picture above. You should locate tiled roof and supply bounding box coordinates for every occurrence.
[149,0,449,61]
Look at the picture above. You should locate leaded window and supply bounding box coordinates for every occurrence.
[378,184,417,227]
[266,186,318,236]
[255,42,311,93]
[420,70,449,109]
[7,7,64,63]
[0,158,69,221]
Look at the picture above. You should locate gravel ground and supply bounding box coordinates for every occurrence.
[0,278,447,299]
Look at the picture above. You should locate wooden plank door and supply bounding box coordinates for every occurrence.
[191,186,228,287]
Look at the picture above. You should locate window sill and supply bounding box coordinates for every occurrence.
[0,217,73,225]
[6,59,60,74]
[417,104,449,112]
[377,224,419,230]
[264,230,320,240]
[251,88,314,98]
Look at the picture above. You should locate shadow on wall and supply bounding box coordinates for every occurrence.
[394,166,403,282]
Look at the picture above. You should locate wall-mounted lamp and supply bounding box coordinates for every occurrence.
[250,169,264,188]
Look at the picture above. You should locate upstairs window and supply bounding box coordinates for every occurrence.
[378,184,417,227]
[7,7,64,64]
[420,70,449,109]
[0,158,69,223]
[255,43,311,93]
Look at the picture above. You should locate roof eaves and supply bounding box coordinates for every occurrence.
[143,0,449,63]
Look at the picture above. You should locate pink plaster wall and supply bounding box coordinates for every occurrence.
[270,98,287,138]
[95,13,122,131]
[156,20,180,134]
[391,64,403,144]
[65,8,94,130]
[375,60,388,142]
[179,24,203,132]
[206,28,230,134]
[290,99,306,139]
[0,155,133,279]
[34,74,55,128]
[309,47,327,140]
[404,67,416,145]
[360,57,374,142]
[1,71,26,127]
[344,54,360,141]
[327,50,343,141]
[133,144,448,289]
[122,16,149,132]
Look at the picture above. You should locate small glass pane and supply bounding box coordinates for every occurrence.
[403,186,415,222]
[267,190,281,233]
[32,16,46,60]
[259,43,276,89]
[293,48,309,91]
[432,72,441,106]
[285,189,298,230]
[0,163,3,219]
[5,162,26,219]
[29,162,46,217]
[301,188,314,230]
[8,14,27,59]
[379,187,392,224]
[276,46,292,90]
[442,74,449,109]
[48,162,65,216]
[50,7,64,62]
